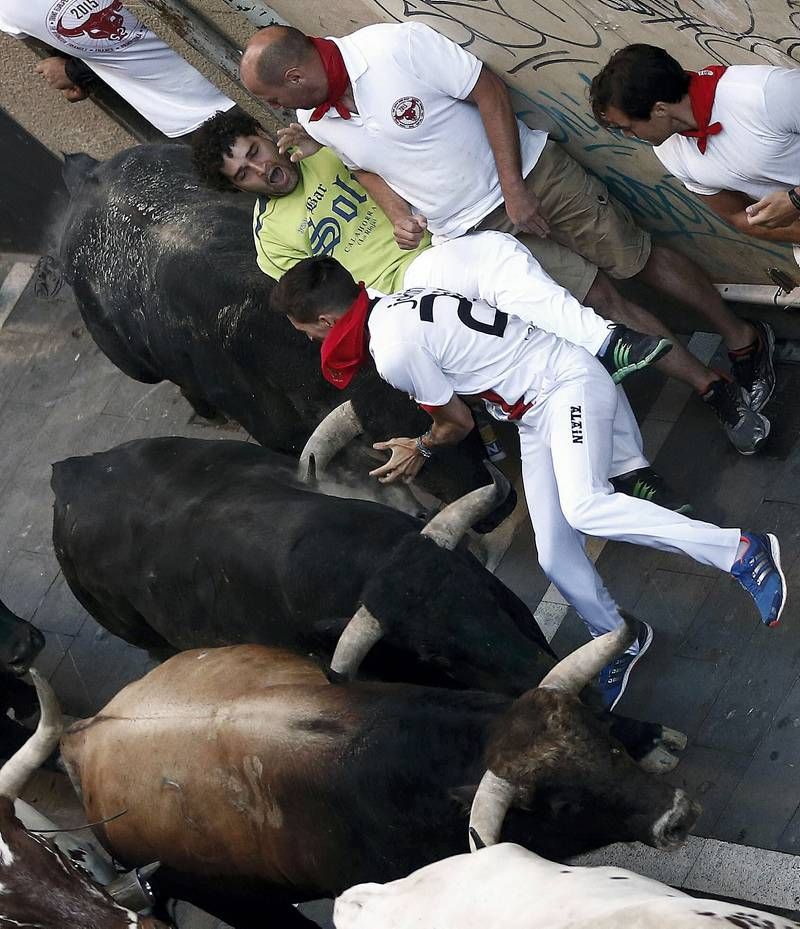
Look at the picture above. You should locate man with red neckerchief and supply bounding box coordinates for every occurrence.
[239,23,774,456]
[590,45,800,265]
[270,254,788,710]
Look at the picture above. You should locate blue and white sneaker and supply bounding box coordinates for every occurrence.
[731,532,786,627]
[597,620,654,711]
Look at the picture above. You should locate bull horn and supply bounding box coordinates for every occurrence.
[421,463,510,551]
[538,614,638,696]
[299,401,362,481]
[0,669,63,799]
[329,606,383,679]
[468,770,516,850]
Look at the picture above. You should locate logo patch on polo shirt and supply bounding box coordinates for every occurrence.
[391,96,425,128]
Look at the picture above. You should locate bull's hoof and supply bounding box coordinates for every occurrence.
[660,726,688,752]
[638,744,680,775]
[638,726,688,774]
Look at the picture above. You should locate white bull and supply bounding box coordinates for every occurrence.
[334,842,797,929]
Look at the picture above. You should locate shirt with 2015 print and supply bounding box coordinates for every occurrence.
[0,0,233,137]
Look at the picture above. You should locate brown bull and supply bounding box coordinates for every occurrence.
[61,625,700,926]
[0,671,169,929]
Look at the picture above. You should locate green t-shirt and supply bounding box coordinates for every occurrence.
[252,148,431,293]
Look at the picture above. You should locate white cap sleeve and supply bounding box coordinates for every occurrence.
[763,68,800,135]
[405,22,482,100]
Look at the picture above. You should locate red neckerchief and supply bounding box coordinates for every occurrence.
[679,66,727,154]
[320,283,370,388]
[309,37,352,122]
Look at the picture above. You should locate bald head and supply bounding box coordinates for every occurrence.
[241,26,327,110]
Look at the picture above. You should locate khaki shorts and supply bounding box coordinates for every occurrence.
[476,140,651,301]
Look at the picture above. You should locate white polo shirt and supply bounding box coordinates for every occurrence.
[0,0,234,137]
[368,287,591,418]
[654,66,800,201]
[298,23,547,240]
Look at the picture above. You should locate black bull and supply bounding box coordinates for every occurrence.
[52,437,683,769]
[56,144,508,522]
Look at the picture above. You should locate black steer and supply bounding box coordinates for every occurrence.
[52,436,550,689]
[55,145,508,524]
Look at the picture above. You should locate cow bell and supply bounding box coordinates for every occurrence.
[106,861,160,911]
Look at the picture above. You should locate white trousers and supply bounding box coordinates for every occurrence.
[518,353,742,638]
[402,231,611,356]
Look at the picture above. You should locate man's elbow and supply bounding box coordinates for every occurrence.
[452,407,477,442]
[470,64,508,104]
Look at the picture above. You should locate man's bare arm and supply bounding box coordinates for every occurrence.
[745,187,800,230]
[466,66,549,237]
[368,395,475,484]
[701,190,800,244]
[353,169,428,250]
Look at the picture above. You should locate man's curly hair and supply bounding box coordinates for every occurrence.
[191,108,265,190]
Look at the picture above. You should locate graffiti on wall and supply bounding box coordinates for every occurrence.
[370,0,797,269]
[372,0,800,69]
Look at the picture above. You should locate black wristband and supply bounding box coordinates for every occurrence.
[64,57,98,90]
[788,187,800,212]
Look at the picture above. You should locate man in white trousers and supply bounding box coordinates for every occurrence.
[271,256,787,709]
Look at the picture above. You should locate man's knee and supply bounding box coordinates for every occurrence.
[584,270,623,317]
[560,491,603,536]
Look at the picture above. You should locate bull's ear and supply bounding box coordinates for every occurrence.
[61,152,99,195]
[468,826,487,850]
[449,784,478,815]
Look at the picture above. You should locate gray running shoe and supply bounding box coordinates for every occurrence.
[728,320,776,413]
[702,378,770,455]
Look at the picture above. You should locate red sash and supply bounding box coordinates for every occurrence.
[479,389,532,422]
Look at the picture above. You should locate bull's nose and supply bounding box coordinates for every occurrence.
[651,789,701,849]
[7,626,46,675]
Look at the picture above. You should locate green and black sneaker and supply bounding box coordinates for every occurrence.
[600,325,673,384]
[610,466,693,515]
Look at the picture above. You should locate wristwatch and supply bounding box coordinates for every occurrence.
[415,434,435,459]
[788,187,800,212]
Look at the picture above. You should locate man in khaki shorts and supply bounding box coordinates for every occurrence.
[240,20,772,455]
